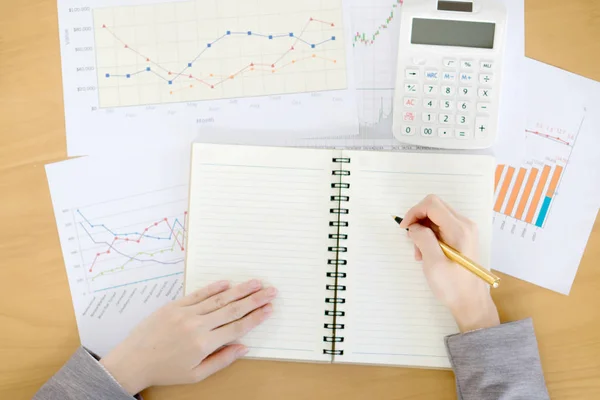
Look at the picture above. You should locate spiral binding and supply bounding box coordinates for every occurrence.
[324,157,350,357]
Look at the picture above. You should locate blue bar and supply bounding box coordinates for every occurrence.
[535,196,552,227]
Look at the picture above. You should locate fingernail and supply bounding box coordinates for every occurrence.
[236,347,249,358]
[249,279,261,290]
[265,287,278,297]
[217,280,230,289]
[262,304,273,314]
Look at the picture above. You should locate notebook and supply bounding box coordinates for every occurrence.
[184,143,495,369]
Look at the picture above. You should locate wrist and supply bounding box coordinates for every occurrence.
[450,296,500,333]
[100,349,150,396]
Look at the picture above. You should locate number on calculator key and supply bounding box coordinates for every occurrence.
[423,99,436,109]
[421,127,434,136]
[442,86,455,96]
[459,87,472,97]
[440,100,454,110]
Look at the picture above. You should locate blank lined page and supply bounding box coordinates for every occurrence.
[185,144,335,363]
[339,151,495,368]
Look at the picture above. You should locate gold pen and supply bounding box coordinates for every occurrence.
[392,216,501,289]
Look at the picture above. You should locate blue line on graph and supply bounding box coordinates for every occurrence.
[94,272,184,292]
[102,19,337,85]
[77,209,185,241]
[535,196,552,227]
[79,223,184,266]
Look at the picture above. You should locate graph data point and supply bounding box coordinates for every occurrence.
[184,211,188,215]
[310,17,313,21]
[137,240,140,243]
[146,58,150,62]
[124,45,128,48]
[181,247,185,251]
[211,85,214,88]
[312,54,316,58]
[269,35,273,39]
[144,228,148,231]
[89,269,92,272]
[105,73,110,78]
[210,73,213,77]
[292,60,296,63]
[154,222,158,226]
[272,69,275,73]
[311,44,315,48]
[230,75,234,79]
[126,74,131,78]
[125,238,129,241]
[247,31,252,35]
[207,43,211,48]
[146,67,151,71]
[107,250,110,254]
[164,218,168,221]
[271,64,275,68]
[334,60,337,63]
[170,91,173,95]
[289,33,294,37]
[168,71,172,75]
[102,24,106,28]
[331,23,335,27]
[331,36,336,40]
[226,31,231,35]
[188,63,192,67]
[290,46,294,50]
[189,74,193,78]
[190,84,193,88]
[96,253,100,256]
[168,81,173,85]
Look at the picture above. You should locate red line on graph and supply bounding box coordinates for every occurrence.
[88,217,185,272]
[101,17,338,91]
[525,129,571,145]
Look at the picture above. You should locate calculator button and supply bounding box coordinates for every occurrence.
[478,88,492,99]
[421,127,435,137]
[477,103,491,113]
[402,125,416,136]
[422,112,436,123]
[425,70,439,81]
[456,115,470,126]
[442,72,457,81]
[423,99,436,109]
[475,117,490,137]
[423,84,438,95]
[455,129,471,139]
[457,101,471,112]
[443,59,457,68]
[412,57,427,66]
[481,61,494,70]
[404,97,418,108]
[405,83,419,93]
[461,60,474,69]
[440,100,454,110]
[405,69,420,80]
[479,74,493,84]
[438,128,453,138]
[402,111,417,122]
[439,114,452,124]
[459,73,475,83]
[441,86,455,96]
[459,87,473,97]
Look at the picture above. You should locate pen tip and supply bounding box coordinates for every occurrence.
[391,215,397,219]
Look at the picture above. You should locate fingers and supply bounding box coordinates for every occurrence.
[191,344,248,383]
[193,279,263,315]
[408,224,445,264]
[206,304,273,353]
[203,287,278,330]
[414,244,423,261]
[399,194,460,230]
[176,280,231,307]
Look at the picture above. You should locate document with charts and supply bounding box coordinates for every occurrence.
[46,153,190,356]
[57,0,358,156]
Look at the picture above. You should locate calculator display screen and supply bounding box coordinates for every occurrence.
[411,18,495,49]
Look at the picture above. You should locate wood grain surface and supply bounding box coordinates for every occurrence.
[1,0,599,399]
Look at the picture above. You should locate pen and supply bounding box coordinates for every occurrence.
[391,216,501,289]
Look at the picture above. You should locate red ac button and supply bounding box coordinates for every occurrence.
[404,97,417,108]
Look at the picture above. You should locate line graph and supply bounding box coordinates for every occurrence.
[353,0,403,47]
[93,0,347,107]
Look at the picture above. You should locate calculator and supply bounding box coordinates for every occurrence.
[392,0,507,149]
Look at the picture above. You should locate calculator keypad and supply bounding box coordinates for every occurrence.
[402,58,494,140]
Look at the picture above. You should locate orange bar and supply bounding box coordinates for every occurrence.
[546,165,564,197]
[494,166,514,212]
[525,165,551,223]
[505,168,526,216]
[515,168,539,220]
[495,165,504,191]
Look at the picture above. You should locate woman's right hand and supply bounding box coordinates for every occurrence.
[400,194,500,333]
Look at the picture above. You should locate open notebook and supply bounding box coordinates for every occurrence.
[184,143,495,368]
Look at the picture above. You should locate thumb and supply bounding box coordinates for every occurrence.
[408,224,445,263]
[192,345,248,382]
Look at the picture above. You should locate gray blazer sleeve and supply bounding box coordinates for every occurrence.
[33,347,135,400]
[445,318,550,400]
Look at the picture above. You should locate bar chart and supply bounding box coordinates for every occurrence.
[494,162,564,228]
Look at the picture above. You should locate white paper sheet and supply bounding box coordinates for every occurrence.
[57,0,359,156]
[491,58,600,294]
[46,153,190,355]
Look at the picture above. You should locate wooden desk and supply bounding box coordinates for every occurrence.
[1,1,599,399]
